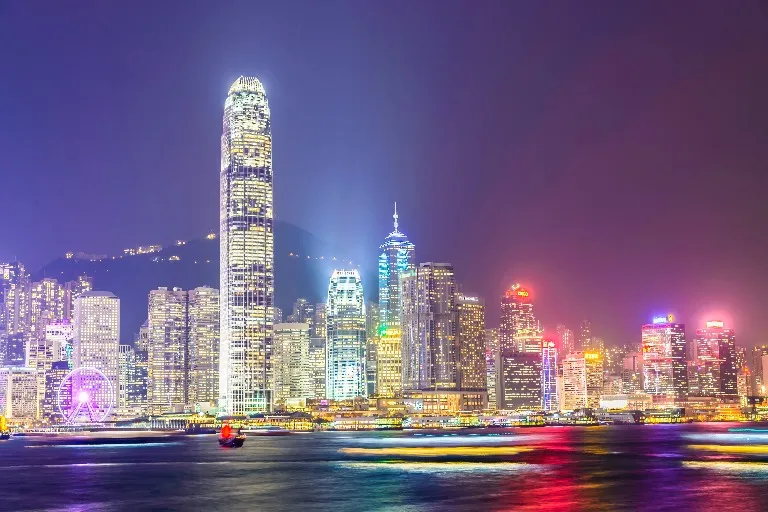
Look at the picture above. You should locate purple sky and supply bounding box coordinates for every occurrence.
[1,1,766,344]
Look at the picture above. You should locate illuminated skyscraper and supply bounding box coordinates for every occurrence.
[556,324,575,358]
[377,204,414,397]
[0,367,37,420]
[220,76,274,415]
[642,315,687,399]
[313,303,327,339]
[562,353,587,411]
[456,295,486,390]
[188,287,220,405]
[308,336,326,399]
[365,302,380,396]
[541,341,558,411]
[579,320,592,351]
[43,361,69,423]
[147,288,187,414]
[73,291,120,411]
[485,328,499,410]
[499,352,541,410]
[499,285,541,354]
[621,351,643,393]
[64,275,92,321]
[30,278,65,340]
[287,298,315,328]
[401,263,457,391]
[273,323,311,406]
[693,320,737,398]
[326,270,366,400]
[584,351,604,408]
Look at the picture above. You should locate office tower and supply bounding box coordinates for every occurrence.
[542,341,558,411]
[736,347,747,373]
[579,320,592,351]
[401,263,457,391]
[0,367,37,420]
[273,307,283,325]
[456,295,486,390]
[30,278,65,339]
[556,324,575,358]
[308,336,326,399]
[64,275,93,321]
[0,334,25,367]
[326,270,366,400]
[147,287,187,414]
[621,351,643,393]
[124,344,148,413]
[365,302,380,397]
[562,353,587,411]
[136,320,149,352]
[313,303,327,339]
[220,76,274,415]
[46,321,74,367]
[751,346,768,394]
[737,367,751,400]
[74,291,120,410]
[273,323,311,406]
[587,337,606,356]
[499,285,541,354]
[584,351,604,408]
[499,352,541,410]
[485,328,499,410]
[378,204,414,396]
[188,287,219,405]
[287,298,315,327]
[2,262,30,338]
[43,361,70,423]
[694,320,737,398]
[118,345,133,408]
[28,331,59,418]
[642,315,687,399]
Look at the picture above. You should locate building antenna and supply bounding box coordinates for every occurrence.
[393,202,399,233]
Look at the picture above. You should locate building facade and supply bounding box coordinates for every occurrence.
[642,316,688,399]
[542,341,558,411]
[273,323,311,406]
[326,270,366,400]
[220,76,274,414]
[456,295,486,391]
[188,287,219,405]
[499,352,541,410]
[693,320,737,398]
[147,288,187,414]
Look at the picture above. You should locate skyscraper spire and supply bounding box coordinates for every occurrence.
[393,202,399,233]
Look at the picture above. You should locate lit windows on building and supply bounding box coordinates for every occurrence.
[147,288,187,414]
[326,270,366,400]
[456,295,486,391]
[542,341,558,412]
[642,317,687,399]
[273,323,311,407]
[693,321,737,398]
[187,287,219,405]
[499,352,541,411]
[562,353,587,411]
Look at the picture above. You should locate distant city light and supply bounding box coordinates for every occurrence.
[706,320,724,328]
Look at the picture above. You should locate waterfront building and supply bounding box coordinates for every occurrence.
[326,270,366,400]
[485,328,499,410]
[308,336,326,399]
[642,316,688,399]
[0,366,37,420]
[74,291,120,409]
[499,352,541,410]
[220,76,274,415]
[147,287,187,414]
[273,323,311,406]
[456,295,486,391]
[693,320,737,398]
[118,345,133,408]
[562,353,587,411]
[401,263,457,391]
[585,351,604,408]
[542,341,558,411]
[499,285,541,354]
[188,287,219,405]
[401,389,487,415]
[378,204,415,396]
[28,331,58,417]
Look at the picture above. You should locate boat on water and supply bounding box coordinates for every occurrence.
[1,432,10,440]
[218,434,246,448]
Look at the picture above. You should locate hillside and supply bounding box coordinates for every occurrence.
[34,220,375,340]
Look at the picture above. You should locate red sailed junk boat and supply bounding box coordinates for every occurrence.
[218,424,246,448]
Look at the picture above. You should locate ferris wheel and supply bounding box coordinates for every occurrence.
[57,367,115,424]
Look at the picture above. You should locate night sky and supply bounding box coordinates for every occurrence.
[1,1,766,344]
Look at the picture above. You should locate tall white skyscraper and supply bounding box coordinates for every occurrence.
[326,270,366,400]
[73,291,120,409]
[219,76,274,414]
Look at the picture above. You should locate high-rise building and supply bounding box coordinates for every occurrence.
[499,285,541,354]
[579,320,592,352]
[220,76,274,415]
[499,352,541,410]
[64,275,93,321]
[74,291,120,411]
[46,321,74,368]
[621,352,643,393]
[542,341,558,411]
[273,307,283,325]
[556,324,575,359]
[456,295,486,391]
[287,298,315,328]
[147,287,187,414]
[308,336,326,400]
[43,361,70,423]
[562,353,587,411]
[118,344,133,408]
[642,315,687,399]
[30,278,65,340]
[365,302,379,397]
[326,270,366,400]
[126,348,148,413]
[584,351,604,408]
[28,330,59,418]
[188,287,219,405]
[273,323,311,406]
[0,334,25,367]
[693,320,737,398]
[313,303,327,339]
[401,263,457,391]
[485,328,499,410]
[377,327,402,397]
[2,262,30,338]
